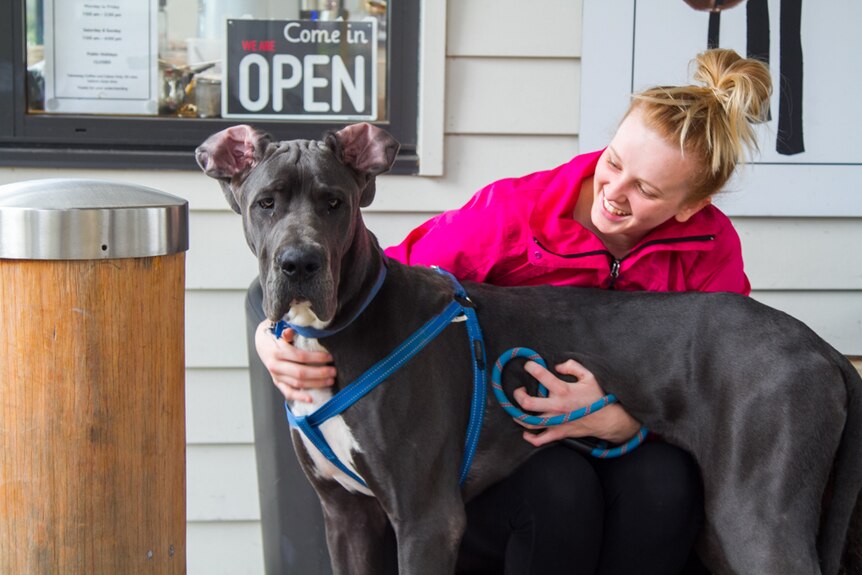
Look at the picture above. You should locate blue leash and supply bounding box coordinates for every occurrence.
[491,347,648,458]
[274,267,487,488]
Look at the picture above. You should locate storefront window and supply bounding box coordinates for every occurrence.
[2,0,418,171]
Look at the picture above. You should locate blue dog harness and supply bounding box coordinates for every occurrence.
[272,267,646,490]
[273,267,488,488]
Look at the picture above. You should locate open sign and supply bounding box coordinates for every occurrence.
[224,19,377,120]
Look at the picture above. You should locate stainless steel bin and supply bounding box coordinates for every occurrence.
[0,179,189,574]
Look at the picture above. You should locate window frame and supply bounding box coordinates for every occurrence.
[0,0,420,174]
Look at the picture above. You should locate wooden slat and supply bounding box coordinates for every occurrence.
[186,369,254,445]
[750,291,862,356]
[446,58,580,135]
[732,218,862,290]
[187,522,263,575]
[186,445,260,522]
[448,0,582,57]
[186,212,258,290]
[716,164,862,217]
[186,290,249,369]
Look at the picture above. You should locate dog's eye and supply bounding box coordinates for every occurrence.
[257,198,274,210]
[327,198,342,211]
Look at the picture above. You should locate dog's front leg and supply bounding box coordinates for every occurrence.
[388,493,467,575]
[316,481,398,575]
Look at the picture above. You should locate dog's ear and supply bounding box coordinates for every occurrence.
[327,123,400,208]
[196,125,272,213]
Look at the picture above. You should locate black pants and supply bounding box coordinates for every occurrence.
[456,442,705,575]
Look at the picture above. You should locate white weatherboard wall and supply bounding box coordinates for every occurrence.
[1,1,860,572]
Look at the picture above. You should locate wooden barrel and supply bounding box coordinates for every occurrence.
[0,180,189,574]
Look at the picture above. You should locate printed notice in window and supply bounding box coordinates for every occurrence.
[224,19,377,120]
[43,0,158,115]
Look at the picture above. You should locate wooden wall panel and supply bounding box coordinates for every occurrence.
[186,368,254,445]
[448,0,582,57]
[735,218,862,290]
[186,445,259,522]
[446,59,580,135]
[751,291,861,355]
[185,290,248,369]
[187,522,263,575]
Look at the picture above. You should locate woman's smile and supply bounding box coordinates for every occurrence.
[601,189,631,219]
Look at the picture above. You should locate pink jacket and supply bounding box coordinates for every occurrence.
[385,150,750,296]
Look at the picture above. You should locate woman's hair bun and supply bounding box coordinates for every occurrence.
[693,48,771,127]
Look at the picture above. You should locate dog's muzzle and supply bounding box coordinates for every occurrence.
[264,243,335,323]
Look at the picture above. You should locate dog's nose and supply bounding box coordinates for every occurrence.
[279,247,323,280]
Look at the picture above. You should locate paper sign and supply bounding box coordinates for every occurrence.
[43,0,159,115]
[224,19,377,120]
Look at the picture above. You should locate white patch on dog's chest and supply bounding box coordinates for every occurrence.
[293,335,373,496]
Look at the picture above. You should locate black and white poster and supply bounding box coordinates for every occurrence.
[224,19,377,120]
[581,0,862,216]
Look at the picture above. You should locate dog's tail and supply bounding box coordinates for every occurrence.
[821,354,862,575]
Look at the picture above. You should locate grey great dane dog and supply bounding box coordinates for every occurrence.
[197,122,862,574]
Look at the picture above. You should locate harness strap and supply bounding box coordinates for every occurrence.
[306,299,465,426]
[459,304,487,485]
[285,405,368,486]
[434,268,488,486]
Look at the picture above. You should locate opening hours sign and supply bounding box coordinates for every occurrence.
[224,19,377,120]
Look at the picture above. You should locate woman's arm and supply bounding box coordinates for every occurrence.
[385,180,523,279]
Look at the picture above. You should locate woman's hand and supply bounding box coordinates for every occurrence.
[254,319,336,403]
[512,359,641,447]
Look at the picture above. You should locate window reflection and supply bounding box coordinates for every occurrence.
[25,0,388,121]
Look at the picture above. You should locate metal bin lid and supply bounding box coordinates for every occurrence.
[0,179,189,260]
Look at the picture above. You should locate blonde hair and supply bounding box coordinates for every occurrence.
[629,49,772,201]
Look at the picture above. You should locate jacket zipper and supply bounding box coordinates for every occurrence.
[533,234,716,288]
